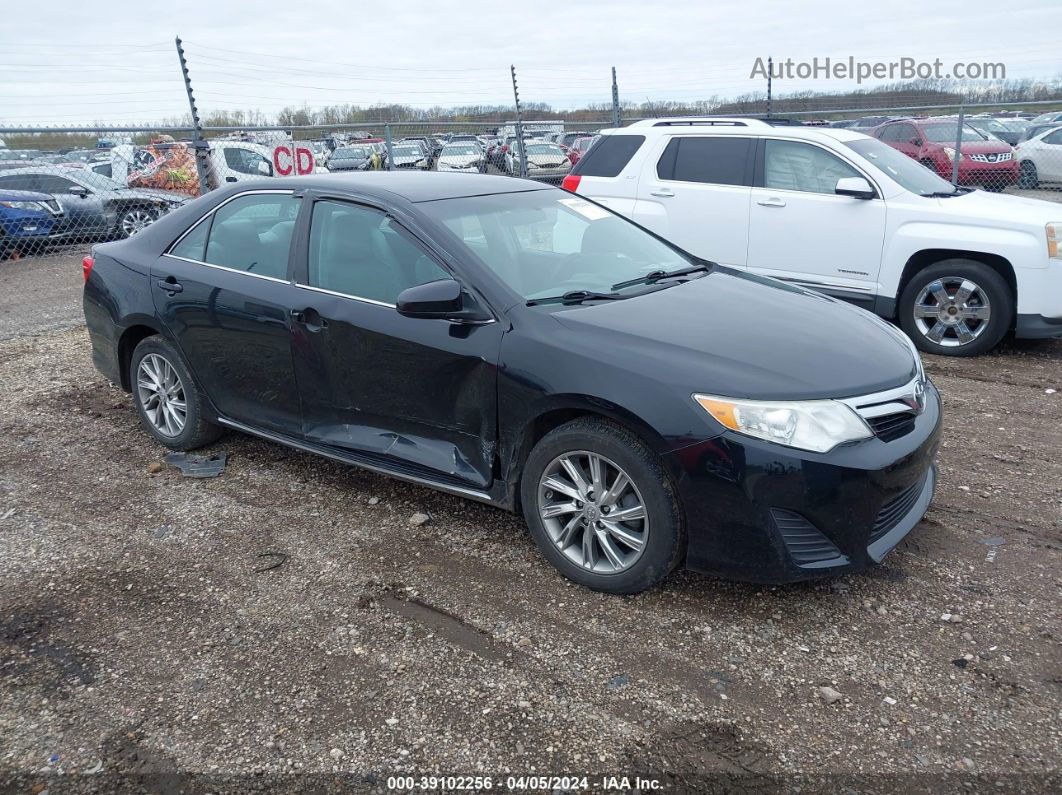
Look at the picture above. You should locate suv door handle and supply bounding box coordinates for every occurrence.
[649,188,675,197]
[757,197,786,207]
[155,278,183,295]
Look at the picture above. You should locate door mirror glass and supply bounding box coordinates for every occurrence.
[257,159,272,176]
[396,279,464,318]
[835,176,875,199]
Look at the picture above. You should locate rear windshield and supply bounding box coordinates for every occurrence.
[570,134,645,177]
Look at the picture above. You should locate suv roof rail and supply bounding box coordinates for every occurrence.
[627,117,773,128]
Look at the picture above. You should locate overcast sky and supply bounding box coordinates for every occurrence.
[2,0,1060,126]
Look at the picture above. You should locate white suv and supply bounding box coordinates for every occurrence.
[562,117,1062,356]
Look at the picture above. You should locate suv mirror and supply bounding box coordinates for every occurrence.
[68,185,90,197]
[257,160,273,177]
[835,176,875,200]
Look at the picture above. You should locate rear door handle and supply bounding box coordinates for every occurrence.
[649,188,675,197]
[155,278,183,295]
[756,197,786,207]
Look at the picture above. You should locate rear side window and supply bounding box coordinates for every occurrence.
[570,134,645,177]
[656,137,753,186]
[203,193,300,278]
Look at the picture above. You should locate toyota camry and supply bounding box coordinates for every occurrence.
[82,173,941,593]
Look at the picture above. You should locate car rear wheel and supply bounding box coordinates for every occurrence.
[130,336,222,450]
[117,206,157,239]
[520,417,685,594]
[898,260,1012,357]
[1018,161,1039,189]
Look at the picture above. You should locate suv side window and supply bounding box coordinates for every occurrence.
[201,192,299,278]
[571,134,645,177]
[877,125,900,141]
[656,136,753,185]
[764,140,861,195]
[307,200,449,305]
[1043,129,1062,145]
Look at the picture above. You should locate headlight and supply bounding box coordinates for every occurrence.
[1047,223,1061,259]
[942,147,961,161]
[0,200,45,210]
[693,394,872,453]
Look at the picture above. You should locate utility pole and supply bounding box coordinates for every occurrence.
[611,66,621,128]
[951,104,965,187]
[511,65,527,178]
[175,36,210,195]
[766,56,773,118]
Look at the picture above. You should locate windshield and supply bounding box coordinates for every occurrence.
[420,190,693,301]
[335,148,369,158]
[845,138,957,196]
[76,170,123,191]
[524,144,564,156]
[443,145,477,156]
[394,146,421,157]
[922,123,987,143]
[968,118,1007,133]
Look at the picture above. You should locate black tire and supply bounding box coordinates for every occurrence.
[129,335,222,450]
[898,259,1013,357]
[520,417,686,594]
[1018,160,1039,189]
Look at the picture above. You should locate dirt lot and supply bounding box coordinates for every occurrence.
[0,252,1060,793]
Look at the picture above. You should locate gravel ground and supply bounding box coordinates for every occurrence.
[0,252,1060,793]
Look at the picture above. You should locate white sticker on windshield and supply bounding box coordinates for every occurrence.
[558,197,611,221]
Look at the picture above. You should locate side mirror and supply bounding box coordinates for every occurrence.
[258,160,273,177]
[68,185,90,197]
[397,279,492,323]
[911,137,923,147]
[835,176,875,200]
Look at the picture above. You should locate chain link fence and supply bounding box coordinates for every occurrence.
[2,102,1061,264]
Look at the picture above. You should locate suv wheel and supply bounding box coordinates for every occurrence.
[130,336,222,450]
[520,417,685,594]
[898,259,1012,357]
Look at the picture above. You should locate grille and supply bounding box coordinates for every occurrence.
[870,474,927,542]
[968,152,1012,163]
[865,411,917,442]
[771,509,848,568]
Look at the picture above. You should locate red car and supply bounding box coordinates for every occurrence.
[567,135,598,165]
[872,119,1018,191]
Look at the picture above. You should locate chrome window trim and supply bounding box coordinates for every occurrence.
[161,253,293,284]
[294,282,396,308]
[165,188,297,255]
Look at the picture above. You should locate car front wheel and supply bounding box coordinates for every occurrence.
[520,417,685,594]
[117,206,158,239]
[1019,161,1039,189]
[898,259,1012,357]
[130,336,222,450]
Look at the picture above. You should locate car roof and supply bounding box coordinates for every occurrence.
[286,172,552,202]
[601,121,871,143]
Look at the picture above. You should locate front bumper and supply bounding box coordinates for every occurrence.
[667,381,942,583]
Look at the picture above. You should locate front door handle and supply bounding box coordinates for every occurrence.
[650,188,675,197]
[155,278,183,295]
[225,176,238,183]
[291,307,328,332]
[756,197,786,207]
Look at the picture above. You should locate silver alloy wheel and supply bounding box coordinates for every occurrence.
[538,451,649,574]
[121,208,156,237]
[136,353,187,437]
[912,277,992,347]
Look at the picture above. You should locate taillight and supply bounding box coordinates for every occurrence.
[82,255,94,282]
[561,174,581,193]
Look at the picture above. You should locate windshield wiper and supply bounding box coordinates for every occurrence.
[526,290,628,306]
[611,263,711,291]
[923,186,972,198]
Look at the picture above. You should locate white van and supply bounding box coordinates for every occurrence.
[563,118,1062,356]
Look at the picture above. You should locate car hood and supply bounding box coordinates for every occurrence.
[950,139,1013,154]
[551,268,917,401]
[525,153,569,167]
[933,188,1062,224]
[112,187,188,203]
[439,155,480,166]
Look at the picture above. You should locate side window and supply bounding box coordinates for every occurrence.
[0,174,35,191]
[896,124,917,142]
[764,140,862,195]
[307,200,449,305]
[877,125,899,141]
[203,193,299,278]
[1043,129,1062,145]
[170,218,211,261]
[223,148,271,176]
[571,134,645,177]
[35,175,80,193]
[657,137,752,185]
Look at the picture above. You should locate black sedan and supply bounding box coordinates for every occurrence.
[82,173,940,594]
[325,145,376,172]
[0,167,188,241]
